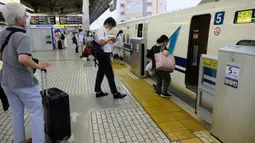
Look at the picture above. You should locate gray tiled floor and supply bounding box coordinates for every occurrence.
[20,48,172,143]
[0,100,29,143]
[91,108,170,143]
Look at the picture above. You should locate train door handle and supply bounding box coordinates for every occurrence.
[192,45,198,66]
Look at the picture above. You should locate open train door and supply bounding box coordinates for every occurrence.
[185,14,211,92]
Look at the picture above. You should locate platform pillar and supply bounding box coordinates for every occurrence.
[83,0,90,31]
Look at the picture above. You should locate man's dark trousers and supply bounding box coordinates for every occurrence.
[95,53,118,94]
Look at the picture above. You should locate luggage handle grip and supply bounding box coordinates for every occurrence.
[41,69,47,73]
[41,69,48,97]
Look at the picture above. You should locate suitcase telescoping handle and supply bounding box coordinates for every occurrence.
[41,69,49,97]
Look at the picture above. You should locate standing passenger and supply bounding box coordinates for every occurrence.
[76,29,85,53]
[0,3,52,143]
[147,35,171,98]
[85,31,94,44]
[72,32,79,53]
[114,30,124,64]
[57,31,63,49]
[63,31,68,48]
[94,17,127,99]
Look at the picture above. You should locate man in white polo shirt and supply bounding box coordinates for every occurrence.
[94,17,127,99]
[76,29,85,53]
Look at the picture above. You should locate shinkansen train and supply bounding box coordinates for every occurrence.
[101,0,255,103]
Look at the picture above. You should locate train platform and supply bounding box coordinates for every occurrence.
[0,48,221,143]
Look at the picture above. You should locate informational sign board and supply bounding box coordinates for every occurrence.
[59,16,82,24]
[224,63,240,88]
[237,10,252,23]
[214,11,225,25]
[30,16,56,25]
[203,59,218,69]
[234,9,255,24]
[214,27,221,36]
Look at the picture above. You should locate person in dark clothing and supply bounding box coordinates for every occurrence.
[72,32,79,53]
[94,17,127,99]
[146,35,172,98]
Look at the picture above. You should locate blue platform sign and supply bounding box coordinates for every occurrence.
[214,11,225,25]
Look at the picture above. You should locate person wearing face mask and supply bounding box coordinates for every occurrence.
[76,29,85,53]
[0,3,52,143]
[147,35,171,98]
[113,30,124,64]
[85,31,94,47]
[94,17,127,99]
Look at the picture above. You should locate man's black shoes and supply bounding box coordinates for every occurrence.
[113,93,127,99]
[96,92,127,99]
[96,92,109,98]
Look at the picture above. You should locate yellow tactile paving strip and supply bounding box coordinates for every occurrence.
[112,61,206,142]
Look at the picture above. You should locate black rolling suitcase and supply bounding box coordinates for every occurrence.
[40,69,71,142]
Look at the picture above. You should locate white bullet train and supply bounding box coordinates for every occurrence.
[103,0,255,105]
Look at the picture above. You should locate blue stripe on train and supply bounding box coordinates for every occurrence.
[174,56,186,74]
[175,56,186,68]
[175,67,186,73]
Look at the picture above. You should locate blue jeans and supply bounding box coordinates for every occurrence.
[2,85,44,143]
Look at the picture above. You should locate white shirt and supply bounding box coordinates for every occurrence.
[76,33,84,43]
[116,35,124,47]
[95,26,112,53]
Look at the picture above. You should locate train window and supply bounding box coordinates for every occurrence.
[234,9,255,24]
[127,34,130,43]
[137,23,143,37]
[237,40,255,47]
[123,34,126,43]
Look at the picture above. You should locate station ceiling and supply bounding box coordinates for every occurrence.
[21,0,113,24]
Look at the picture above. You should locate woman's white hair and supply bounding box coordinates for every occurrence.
[0,3,26,25]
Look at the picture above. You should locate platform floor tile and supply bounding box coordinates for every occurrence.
[180,138,203,143]
[112,61,207,142]
[0,101,29,143]
[90,107,170,143]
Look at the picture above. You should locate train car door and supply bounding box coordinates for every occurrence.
[185,14,211,92]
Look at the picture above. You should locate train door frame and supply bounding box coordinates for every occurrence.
[137,23,143,37]
[185,14,211,92]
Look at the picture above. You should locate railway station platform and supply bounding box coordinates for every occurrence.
[0,48,221,143]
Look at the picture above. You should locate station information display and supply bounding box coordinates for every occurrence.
[59,16,82,24]
[234,9,255,24]
[30,16,56,25]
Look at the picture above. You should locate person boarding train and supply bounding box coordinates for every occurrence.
[147,35,172,98]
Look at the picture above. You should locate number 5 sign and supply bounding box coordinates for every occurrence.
[214,11,225,25]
